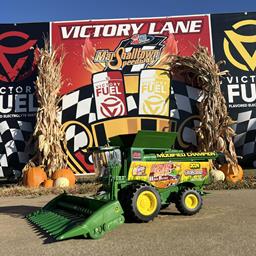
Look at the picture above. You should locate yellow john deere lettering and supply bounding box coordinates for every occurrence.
[156,152,215,158]
[186,152,216,157]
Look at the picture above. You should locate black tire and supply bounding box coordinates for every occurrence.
[175,189,203,215]
[121,184,161,222]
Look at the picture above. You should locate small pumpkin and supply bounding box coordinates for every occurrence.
[52,168,76,187]
[220,163,243,183]
[211,169,225,182]
[23,167,47,188]
[54,177,70,188]
[43,179,54,188]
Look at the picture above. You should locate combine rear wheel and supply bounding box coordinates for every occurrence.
[124,184,161,222]
[176,189,203,215]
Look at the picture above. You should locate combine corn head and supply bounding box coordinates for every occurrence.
[27,131,219,240]
[27,194,124,240]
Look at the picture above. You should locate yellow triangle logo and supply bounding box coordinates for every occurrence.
[224,20,256,71]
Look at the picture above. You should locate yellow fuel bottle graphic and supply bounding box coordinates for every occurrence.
[139,69,171,116]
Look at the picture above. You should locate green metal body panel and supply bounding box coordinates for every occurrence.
[27,130,218,240]
[131,130,177,148]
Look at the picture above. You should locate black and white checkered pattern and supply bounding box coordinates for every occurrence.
[59,80,256,167]
[232,110,256,162]
[0,120,33,177]
[60,85,141,153]
[65,123,90,153]
[60,85,96,125]
[60,85,97,154]
[171,83,256,164]
[170,80,203,120]
[59,81,202,152]
[115,81,202,121]
[180,119,201,146]
[168,81,202,147]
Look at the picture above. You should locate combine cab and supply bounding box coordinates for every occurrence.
[27,131,218,240]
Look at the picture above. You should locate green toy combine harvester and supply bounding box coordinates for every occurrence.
[27,131,219,240]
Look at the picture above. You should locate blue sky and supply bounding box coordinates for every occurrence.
[1,0,256,23]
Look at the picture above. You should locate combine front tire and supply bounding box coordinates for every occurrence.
[124,184,161,222]
[176,189,203,215]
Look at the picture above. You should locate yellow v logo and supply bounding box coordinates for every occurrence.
[142,95,168,115]
[144,99,161,114]
[223,20,256,71]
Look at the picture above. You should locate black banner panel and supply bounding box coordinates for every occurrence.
[0,23,49,178]
[211,12,256,167]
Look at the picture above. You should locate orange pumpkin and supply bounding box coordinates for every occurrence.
[43,179,54,188]
[220,163,243,183]
[23,167,47,188]
[52,168,76,187]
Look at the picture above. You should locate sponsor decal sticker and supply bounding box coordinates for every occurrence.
[184,168,207,177]
[132,165,147,176]
[189,163,201,169]
[132,151,142,160]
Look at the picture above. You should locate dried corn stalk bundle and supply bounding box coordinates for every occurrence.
[165,45,238,165]
[23,42,67,177]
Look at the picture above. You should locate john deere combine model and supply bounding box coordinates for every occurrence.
[27,131,218,240]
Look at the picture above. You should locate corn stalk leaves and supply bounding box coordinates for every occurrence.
[23,41,68,177]
[165,45,238,166]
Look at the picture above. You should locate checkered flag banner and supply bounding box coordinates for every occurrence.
[60,85,96,125]
[60,85,140,153]
[171,82,256,165]
[59,86,94,159]
[170,80,203,120]
[232,110,256,167]
[105,35,166,74]
[59,81,202,153]
[170,81,203,147]
[0,120,33,178]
